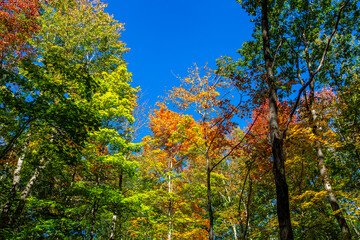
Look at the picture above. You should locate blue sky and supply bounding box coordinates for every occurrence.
[105,0,253,99]
[104,0,254,138]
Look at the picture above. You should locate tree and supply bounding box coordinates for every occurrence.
[0,0,41,164]
[230,0,357,238]
[0,0,41,69]
[131,111,208,239]
[138,65,241,239]
[168,66,240,239]
[0,0,138,238]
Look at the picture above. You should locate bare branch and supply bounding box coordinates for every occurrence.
[282,79,309,140]
[272,38,283,69]
[313,0,350,76]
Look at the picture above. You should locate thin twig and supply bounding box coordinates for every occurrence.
[272,38,283,69]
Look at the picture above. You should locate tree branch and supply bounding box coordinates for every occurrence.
[0,118,32,161]
[282,0,350,140]
[210,106,263,172]
[313,0,350,76]
[272,38,283,69]
[152,122,205,155]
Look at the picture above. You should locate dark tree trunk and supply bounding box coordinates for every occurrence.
[271,137,293,240]
[90,199,98,240]
[242,178,252,240]
[260,0,293,239]
[207,163,214,240]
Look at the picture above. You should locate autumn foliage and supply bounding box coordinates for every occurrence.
[1,0,360,239]
[0,0,41,67]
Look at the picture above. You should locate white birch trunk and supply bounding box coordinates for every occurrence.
[10,161,48,225]
[0,152,26,225]
[109,214,117,240]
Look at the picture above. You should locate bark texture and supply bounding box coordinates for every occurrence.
[260,0,293,239]
[317,148,351,240]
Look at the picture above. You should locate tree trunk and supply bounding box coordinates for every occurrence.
[232,223,238,240]
[307,84,351,239]
[206,153,214,240]
[317,148,351,239]
[118,169,124,240]
[168,159,173,240]
[260,0,293,239]
[90,199,97,240]
[109,214,117,240]
[271,137,293,240]
[242,178,252,240]
[10,162,48,225]
[0,152,25,230]
[220,178,238,240]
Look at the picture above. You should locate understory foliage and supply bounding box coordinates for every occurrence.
[1,0,360,239]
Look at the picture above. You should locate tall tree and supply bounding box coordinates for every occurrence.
[167,66,239,239]
[231,0,357,238]
[0,0,138,238]
[259,1,294,238]
[0,0,40,69]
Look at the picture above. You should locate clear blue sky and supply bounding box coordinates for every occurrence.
[104,0,254,138]
[105,0,253,101]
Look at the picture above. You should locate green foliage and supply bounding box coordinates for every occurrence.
[0,0,139,239]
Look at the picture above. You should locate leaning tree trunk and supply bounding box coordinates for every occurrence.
[260,0,293,239]
[299,0,351,235]
[308,99,351,239]
[0,152,26,231]
[10,162,48,226]
[317,147,351,239]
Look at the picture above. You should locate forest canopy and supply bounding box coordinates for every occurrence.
[0,0,359,239]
